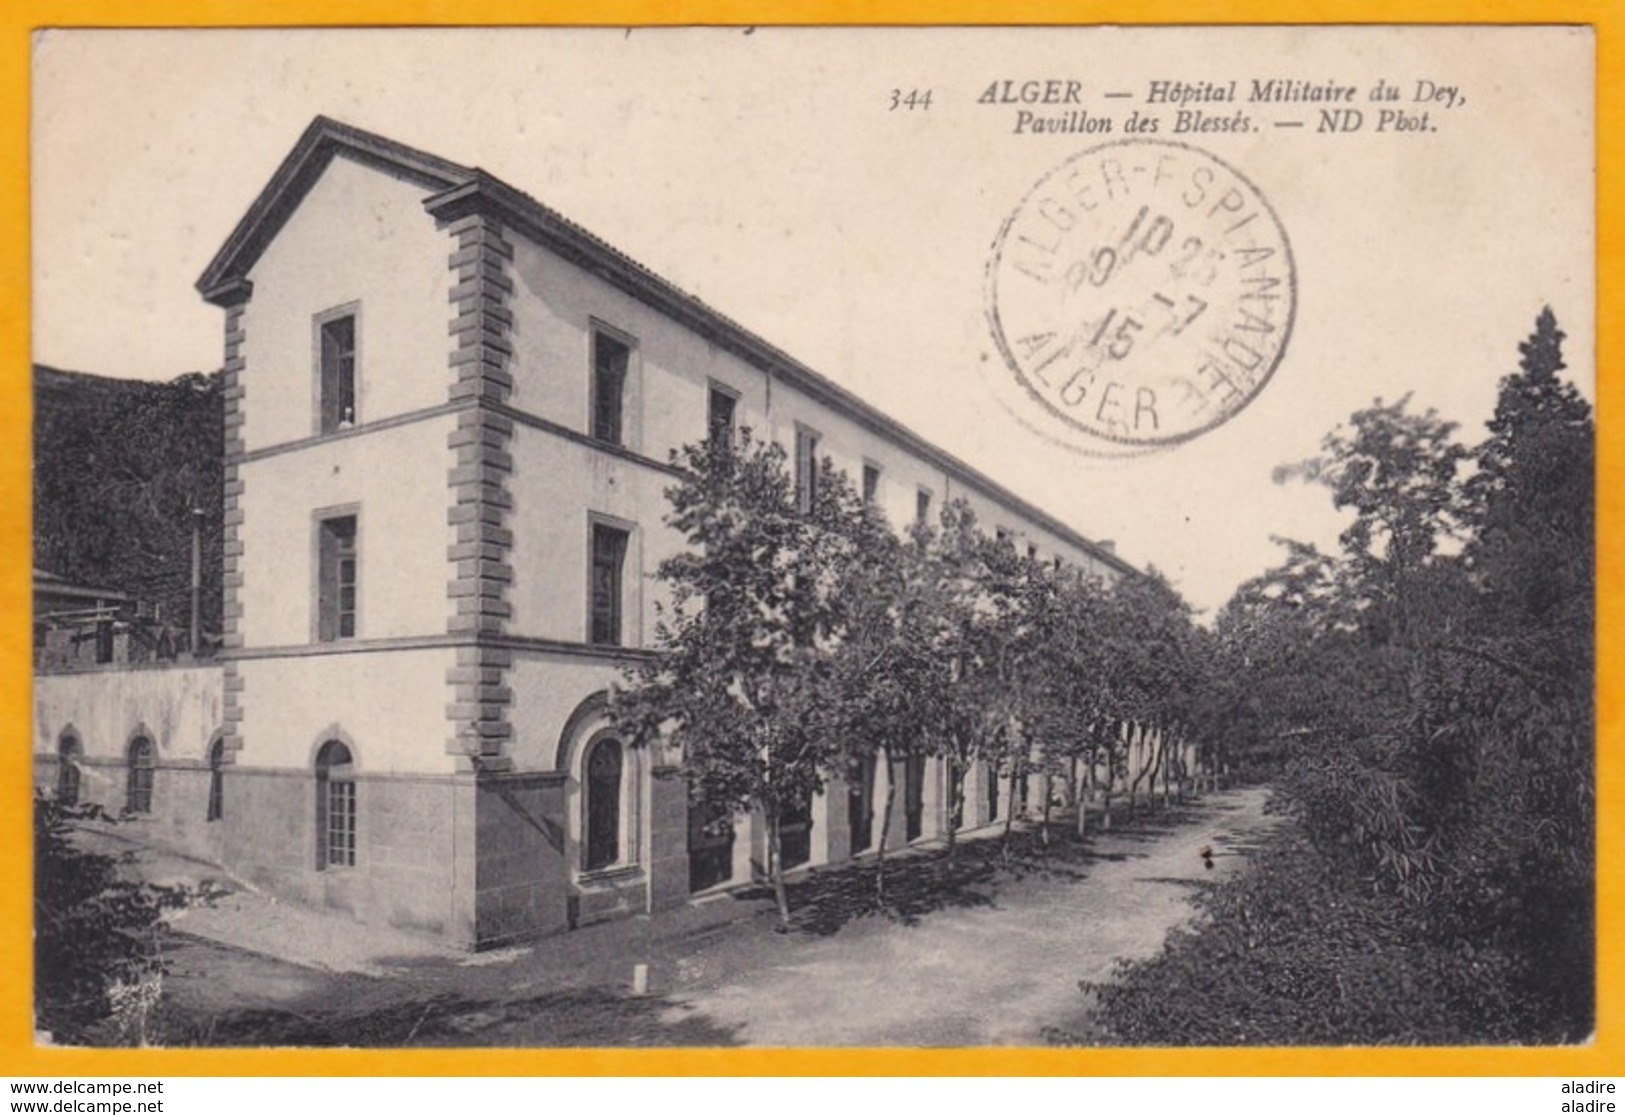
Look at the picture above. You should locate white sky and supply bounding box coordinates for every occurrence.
[30,26,1595,615]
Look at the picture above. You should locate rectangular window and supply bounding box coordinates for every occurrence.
[319,313,357,433]
[590,523,629,646]
[1028,543,1040,562]
[326,779,356,868]
[862,462,881,505]
[916,487,932,526]
[708,385,737,446]
[591,331,630,445]
[795,427,820,514]
[317,515,358,642]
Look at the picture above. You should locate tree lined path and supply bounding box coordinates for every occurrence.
[664,787,1276,1047]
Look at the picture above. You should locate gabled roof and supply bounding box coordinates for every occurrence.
[197,116,1138,579]
[196,115,474,305]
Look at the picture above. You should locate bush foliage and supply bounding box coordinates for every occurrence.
[34,793,189,1044]
[1093,309,1594,1045]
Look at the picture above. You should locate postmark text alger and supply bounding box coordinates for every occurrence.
[986,138,1296,453]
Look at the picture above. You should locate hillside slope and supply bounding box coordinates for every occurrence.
[33,364,224,640]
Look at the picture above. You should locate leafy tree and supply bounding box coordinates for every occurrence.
[616,428,861,928]
[1118,309,1597,1044]
[822,509,950,903]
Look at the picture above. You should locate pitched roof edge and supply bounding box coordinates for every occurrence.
[196,115,474,302]
[200,116,1138,580]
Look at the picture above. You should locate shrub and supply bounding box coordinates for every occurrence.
[34,792,188,1045]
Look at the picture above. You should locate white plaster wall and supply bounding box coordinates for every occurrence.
[507,653,626,772]
[34,665,224,762]
[241,155,450,452]
[236,648,455,773]
[508,238,775,461]
[503,234,1120,604]
[506,426,676,646]
[238,414,456,647]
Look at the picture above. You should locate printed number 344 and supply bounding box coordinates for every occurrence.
[889,89,933,110]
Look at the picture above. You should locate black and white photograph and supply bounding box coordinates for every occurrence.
[27,25,1596,1051]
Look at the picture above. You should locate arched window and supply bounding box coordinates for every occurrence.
[126,736,155,814]
[583,737,623,871]
[206,738,225,822]
[57,734,81,806]
[315,740,356,869]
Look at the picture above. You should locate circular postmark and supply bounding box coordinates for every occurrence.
[986,139,1296,453]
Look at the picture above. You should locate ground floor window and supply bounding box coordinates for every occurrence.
[126,736,154,814]
[206,738,225,822]
[688,790,735,893]
[584,736,624,871]
[780,791,813,870]
[848,755,875,853]
[904,754,926,841]
[57,735,81,806]
[315,740,356,868]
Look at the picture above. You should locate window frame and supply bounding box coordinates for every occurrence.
[126,735,155,815]
[707,380,739,449]
[586,515,635,648]
[313,303,361,436]
[582,735,624,872]
[314,739,357,870]
[588,322,636,448]
[916,486,933,527]
[794,424,821,515]
[576,728,640,877]
[206,737,225,823]
[861,460,882,506]
[312,507,361,644]
[57,732,81,806]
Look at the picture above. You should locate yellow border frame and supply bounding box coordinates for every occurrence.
[1,1,1616,1078]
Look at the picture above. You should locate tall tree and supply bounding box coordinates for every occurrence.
[615,428,859,928]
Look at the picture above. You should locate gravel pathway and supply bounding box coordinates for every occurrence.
[662,786,1277,1046]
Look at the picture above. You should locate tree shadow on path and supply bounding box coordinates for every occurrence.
[751,821,1152,938]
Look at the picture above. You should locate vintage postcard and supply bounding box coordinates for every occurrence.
[20,23,1607,1072]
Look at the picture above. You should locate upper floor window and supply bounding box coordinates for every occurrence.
[708,384,737,448]
[862,462,881,505]
[916,487,933,526]
[795,426,821,514]
[317,309,358,434]
[590,522,630,647]
[591,330,631,445]
[317,513,358,642]
[1027,543,1040,563]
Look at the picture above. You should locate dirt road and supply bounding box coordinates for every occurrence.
[664,786,1277,1046]
[150,786,1277,1047]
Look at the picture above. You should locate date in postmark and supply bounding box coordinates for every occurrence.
[985,139,1296,453]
